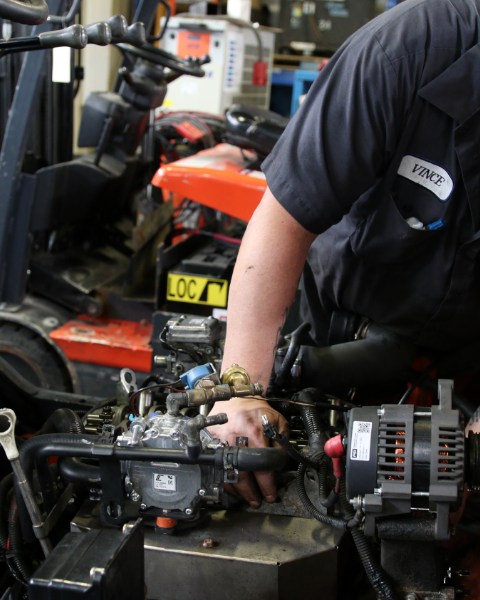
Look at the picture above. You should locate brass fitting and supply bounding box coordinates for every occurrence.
[221,364,251,387]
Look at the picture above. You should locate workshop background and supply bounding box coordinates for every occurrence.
[1,2,478,600]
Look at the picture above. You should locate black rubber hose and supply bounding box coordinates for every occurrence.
[301,323,416,393]
[19,433,286,483]
[296,462,347,530]
[339,484,398,600]
[0,474,13,550]
[274,434,320,468]
[34,409,85,511]
[37,408,84,435]
[58,457,101,485]
[297,389,330,502]
[15,433,100,544]
[350,527,398,600]
[236,447,287,472]
[7,495,30,584]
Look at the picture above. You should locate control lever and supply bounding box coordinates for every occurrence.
[0,0,48,25]
[84,21,112,46]
[39,24,87,49]
[123,22,147,47]
[0,23,87,56]
[107,14,129,43]
[0,409,51,557]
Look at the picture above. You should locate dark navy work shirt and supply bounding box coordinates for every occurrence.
[262,0,480,350]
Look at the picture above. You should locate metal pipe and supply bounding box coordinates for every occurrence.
[0,409,51,556]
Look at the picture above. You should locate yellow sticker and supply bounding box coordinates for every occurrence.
[166,273,229,307]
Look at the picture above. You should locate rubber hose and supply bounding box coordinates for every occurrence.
[350,527,398,600]
[0,474,13,550]
[16,434,100,543]
[236,447,287,472]
[339,483,398,600]
[37,408,84,435]
[20,433,287,474]
[297,389,329,502]
[7,495,30,584]
[296,463,346,530]
[35,409,85,511]
[301,323,416,392]
[58,457,101,485]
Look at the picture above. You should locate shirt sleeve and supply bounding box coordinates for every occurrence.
[262,28,407,234]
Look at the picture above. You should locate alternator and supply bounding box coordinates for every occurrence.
[346,379,464,540]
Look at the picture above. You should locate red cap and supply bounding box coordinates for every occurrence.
[324,434,344,458]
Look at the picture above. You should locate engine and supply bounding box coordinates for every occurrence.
[0,315,477,600]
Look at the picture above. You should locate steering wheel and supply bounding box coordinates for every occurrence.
[0,0,48,25]
[116,43,205,78]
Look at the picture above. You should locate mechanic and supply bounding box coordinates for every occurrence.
[209,0,480,507]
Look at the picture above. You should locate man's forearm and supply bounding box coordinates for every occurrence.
[221,187,316,389]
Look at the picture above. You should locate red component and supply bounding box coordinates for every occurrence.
[175,120,206,143]
[324,434,344,459]
[325,434,345,480]
[152,143,266,222]
[252,60,267,86]
[49,316,153,372]
[155,516,177,530]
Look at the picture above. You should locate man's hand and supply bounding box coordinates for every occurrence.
[208,397,289,508]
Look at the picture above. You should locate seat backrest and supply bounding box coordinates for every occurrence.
[224,104,289,160]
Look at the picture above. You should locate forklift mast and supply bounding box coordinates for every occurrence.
[0,0,161,306]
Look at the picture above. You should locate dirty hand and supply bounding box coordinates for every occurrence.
[207,396,289,508]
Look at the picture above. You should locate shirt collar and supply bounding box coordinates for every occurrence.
[418,44,480,125]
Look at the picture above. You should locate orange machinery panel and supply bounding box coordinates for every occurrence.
[50,317,153,372]
[151,143,267,223]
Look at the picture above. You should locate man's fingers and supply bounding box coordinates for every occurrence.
[207,397,289,505]
[231,473,262,508]
[254,470,278,503]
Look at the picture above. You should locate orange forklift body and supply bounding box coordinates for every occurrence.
[151,143,267,222]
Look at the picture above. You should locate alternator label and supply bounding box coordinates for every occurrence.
[166,273,229,307]
[350,421,372,461]
[153,473,177,491]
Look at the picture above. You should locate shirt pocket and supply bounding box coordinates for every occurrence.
[349,192,444,265]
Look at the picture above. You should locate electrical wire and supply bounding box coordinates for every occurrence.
[129,380,183,416]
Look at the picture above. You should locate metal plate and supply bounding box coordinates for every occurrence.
[144,510,342,600]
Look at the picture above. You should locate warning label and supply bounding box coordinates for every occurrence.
[166,273,228,307]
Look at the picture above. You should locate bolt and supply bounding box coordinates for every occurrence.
[198,489,206,496]
[201,537,219,549]
[185,508,193,516]
[349,495,364,509]
[42,317,59,328]
[130,491,141,502]
[140,503,147,511]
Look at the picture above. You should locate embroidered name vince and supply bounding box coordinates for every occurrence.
[397,155,453,201]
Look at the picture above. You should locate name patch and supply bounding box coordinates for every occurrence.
[397,155,453,201]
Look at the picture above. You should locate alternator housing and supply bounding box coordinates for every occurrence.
[346,381,464,540]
